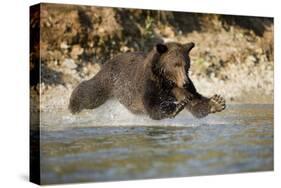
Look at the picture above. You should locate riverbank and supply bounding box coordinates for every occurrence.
[30,4,274,112]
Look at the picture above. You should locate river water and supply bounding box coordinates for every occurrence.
[38,101,273,184]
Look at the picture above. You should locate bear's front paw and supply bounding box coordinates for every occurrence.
[169,98,190,118]
[209,94,226,113]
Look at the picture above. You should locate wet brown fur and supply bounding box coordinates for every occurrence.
[69,42,225,120]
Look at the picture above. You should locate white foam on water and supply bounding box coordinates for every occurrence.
[40,99,204,131]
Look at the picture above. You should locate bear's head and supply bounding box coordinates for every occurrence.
[152,42,195,88]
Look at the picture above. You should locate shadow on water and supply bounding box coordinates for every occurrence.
[38,104,273,185]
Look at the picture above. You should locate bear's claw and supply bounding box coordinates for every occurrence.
[209,94,226,113]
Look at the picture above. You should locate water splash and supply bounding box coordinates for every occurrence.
[40,99,216,131]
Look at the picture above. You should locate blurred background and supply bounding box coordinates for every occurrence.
[30,3,273,111]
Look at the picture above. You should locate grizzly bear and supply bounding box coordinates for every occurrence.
[69,42,225,120]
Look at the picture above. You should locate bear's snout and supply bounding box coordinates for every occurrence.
[175,69,187,88]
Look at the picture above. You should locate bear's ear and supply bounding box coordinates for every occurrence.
[184,42,195,53]
[156,43,168,54]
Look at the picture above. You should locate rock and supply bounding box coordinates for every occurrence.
[82,63,101,78]
[60,42,69,49]
[120,46,129,52]
[70,45,84,60]
[245,55,256,65]
[62,59,77,69]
